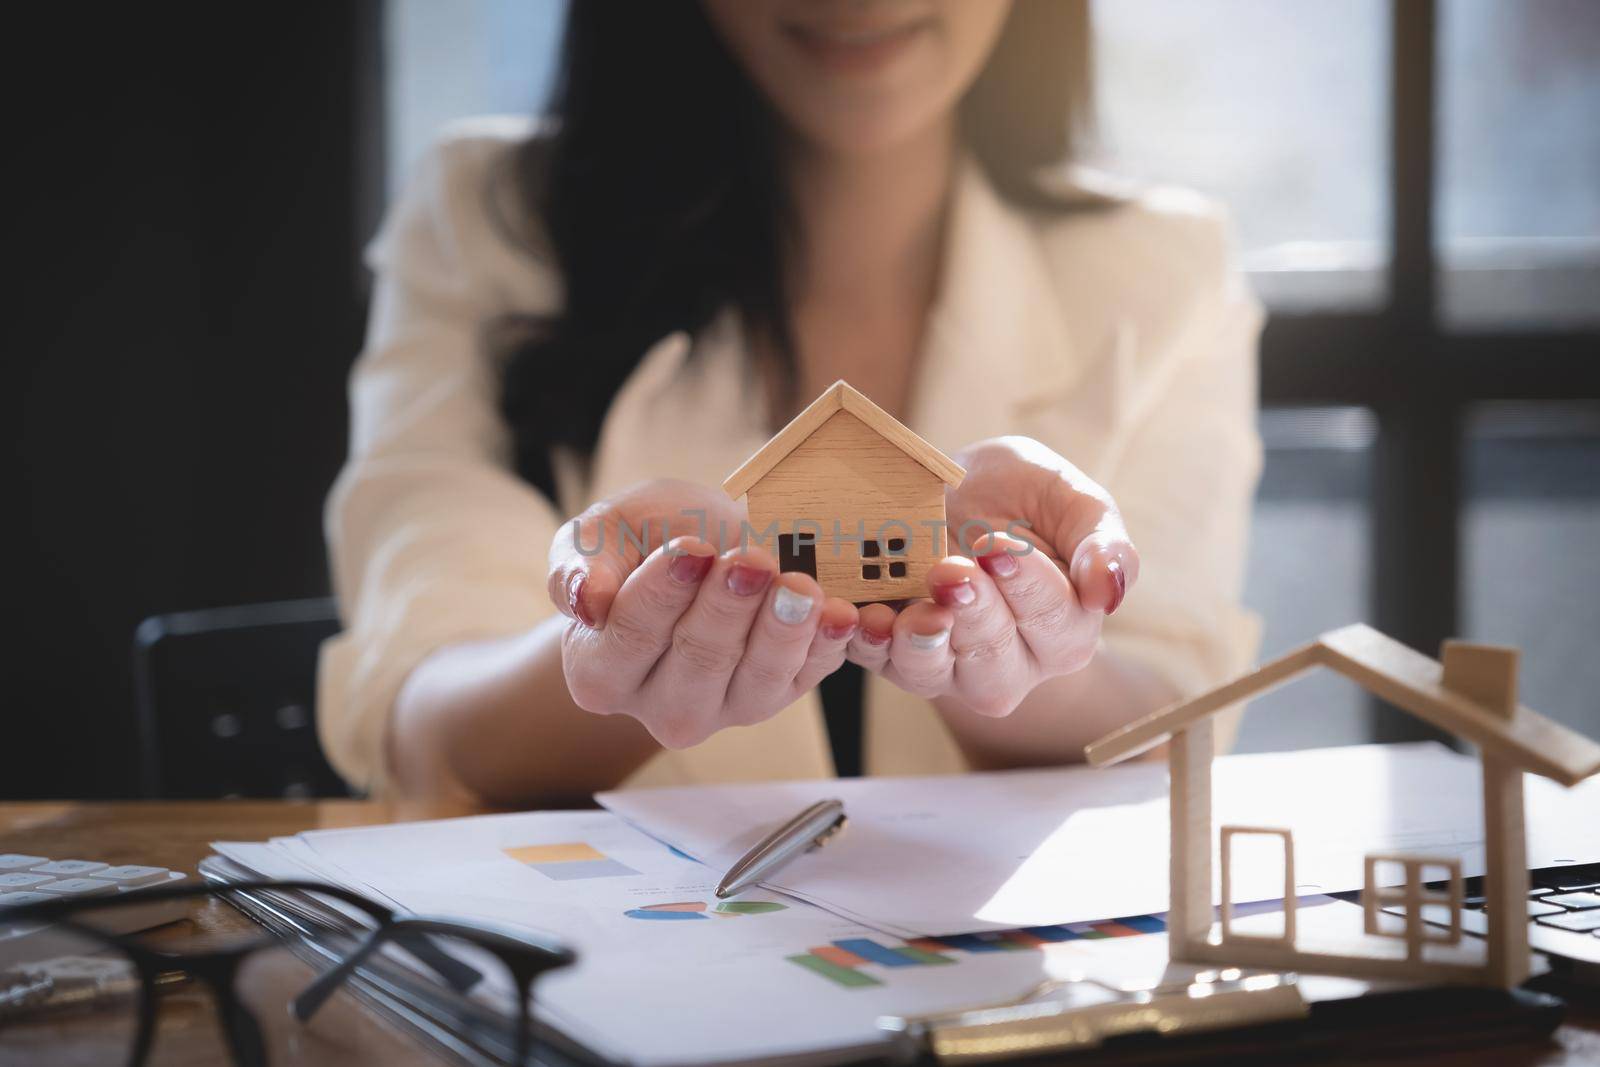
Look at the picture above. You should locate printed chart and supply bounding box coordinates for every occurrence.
[624,900,789,922]
[504,842,639,880]
[786,914,1167,989]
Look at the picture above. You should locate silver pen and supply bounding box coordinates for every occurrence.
[714,799,847,899]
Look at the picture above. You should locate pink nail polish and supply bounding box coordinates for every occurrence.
[933,580,976,607]
[1105,559,1126,615]
[569,573,596,628]
[978,550,1018,579]
[822,620,858,641]
[726,563,773,597]
[861,627,891,646]
[668,552,713,585]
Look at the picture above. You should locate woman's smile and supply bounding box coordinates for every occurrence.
[780,14,935,76]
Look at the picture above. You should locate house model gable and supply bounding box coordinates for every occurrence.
[723,381,965,603]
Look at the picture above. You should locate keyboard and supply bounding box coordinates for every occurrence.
[0,853,191,960]
[1380,862,1600,971]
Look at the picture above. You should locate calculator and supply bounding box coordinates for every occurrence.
[0,853,191,961]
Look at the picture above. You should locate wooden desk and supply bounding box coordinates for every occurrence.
[3,800,1597,1066]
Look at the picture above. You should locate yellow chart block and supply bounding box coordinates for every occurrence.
[504,842,606,865]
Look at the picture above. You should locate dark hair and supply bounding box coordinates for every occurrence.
[498,1,1094,496]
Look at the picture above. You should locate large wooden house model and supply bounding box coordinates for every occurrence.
[1086,623,1600,988]
[722,381,965,603]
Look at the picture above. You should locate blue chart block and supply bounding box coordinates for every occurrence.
[832,939,921,967]
[934,934,1016,953]
[1116,915,1166,934]
[1020,926,1080,943]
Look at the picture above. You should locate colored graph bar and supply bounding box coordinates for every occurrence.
[1020,925,1081,943]
[810,945,870,968]
[787,954,882,989]
[932,933,1024,953]
[908,937,954,953]
[832,939,923,967]
[1113,915,1166,934]
[1092,922,1143,938]
[1064,923,1109,939]
[999,930,1049,949]
[895,945,956,965]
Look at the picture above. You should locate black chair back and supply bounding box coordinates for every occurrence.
[133,599,352,798]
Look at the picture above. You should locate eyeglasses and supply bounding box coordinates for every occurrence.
[0,879,575,1067]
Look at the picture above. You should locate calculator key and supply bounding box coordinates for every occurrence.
[1537,910,1600,934]
[1525,900,1566,919]
[0,891,58,907]
[0,872,55,890]
[31,860,109,877]
[0,854,49,872]
[32,878,117,897]
[1541,892,1600,911]
[1535,866,1600,892]
[94,865,171,887]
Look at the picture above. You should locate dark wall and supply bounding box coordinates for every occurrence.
[9,7,376,798]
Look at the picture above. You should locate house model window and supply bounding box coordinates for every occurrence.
[722,382,965,603]
[861,538,908,581]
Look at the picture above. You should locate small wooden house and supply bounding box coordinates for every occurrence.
[1085,623,1600,988]
[723,381,965,603]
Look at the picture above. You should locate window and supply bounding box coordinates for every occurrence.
[777,534,817,580]
[1438,0,1600,328]
[1092,0,1390,312]
[860,538,908,581]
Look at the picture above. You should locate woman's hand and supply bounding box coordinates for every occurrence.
[548,479,860,749]
[846,437,1137,718]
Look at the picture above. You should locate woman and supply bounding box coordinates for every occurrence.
[319,0,1263,805]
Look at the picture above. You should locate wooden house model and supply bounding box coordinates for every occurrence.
[1085,623,1600,988]
[723,381,965,603]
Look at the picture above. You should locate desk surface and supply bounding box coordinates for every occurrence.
[3,799,1598,1066]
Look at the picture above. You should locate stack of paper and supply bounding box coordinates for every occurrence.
[598,743,1600,939]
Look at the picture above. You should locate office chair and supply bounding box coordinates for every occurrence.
[133,598,353,798]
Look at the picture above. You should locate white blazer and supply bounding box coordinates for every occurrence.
[319,116,1264,795]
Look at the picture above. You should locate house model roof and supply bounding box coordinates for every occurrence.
[1086,623,1600,787]
[722,380,966,499]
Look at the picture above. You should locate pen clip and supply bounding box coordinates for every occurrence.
[805,813,848,852]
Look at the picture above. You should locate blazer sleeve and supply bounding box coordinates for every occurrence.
[317,126,564,794]
[1097,209,1265,749]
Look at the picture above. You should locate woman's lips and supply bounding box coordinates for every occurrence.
[781,18,932,75]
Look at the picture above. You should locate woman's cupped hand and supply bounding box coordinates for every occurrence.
[547,479,859,749]
[844,436,1138,717]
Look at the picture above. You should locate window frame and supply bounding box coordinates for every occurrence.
[1259,0,1600,741]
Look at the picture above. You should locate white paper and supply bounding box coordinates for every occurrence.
[598,743,1600,938]
[213,813,1069,1066]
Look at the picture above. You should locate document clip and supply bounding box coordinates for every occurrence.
[877,968,1307,1064]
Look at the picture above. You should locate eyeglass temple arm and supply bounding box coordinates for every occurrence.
[290,926,483,1023]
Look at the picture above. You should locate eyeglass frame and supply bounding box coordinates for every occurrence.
[0,878,577,1067]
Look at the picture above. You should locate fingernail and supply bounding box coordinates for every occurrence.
[772,585,814,624]
[909,628,950,651]
[1105,559,1126,615]
[668,551,714,585]
[932,580,976,608]
[862,627,892,647]
[978,549,1018,579]
[822,620,858,641]
[569,573,596,628]
[727,562,773,597]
